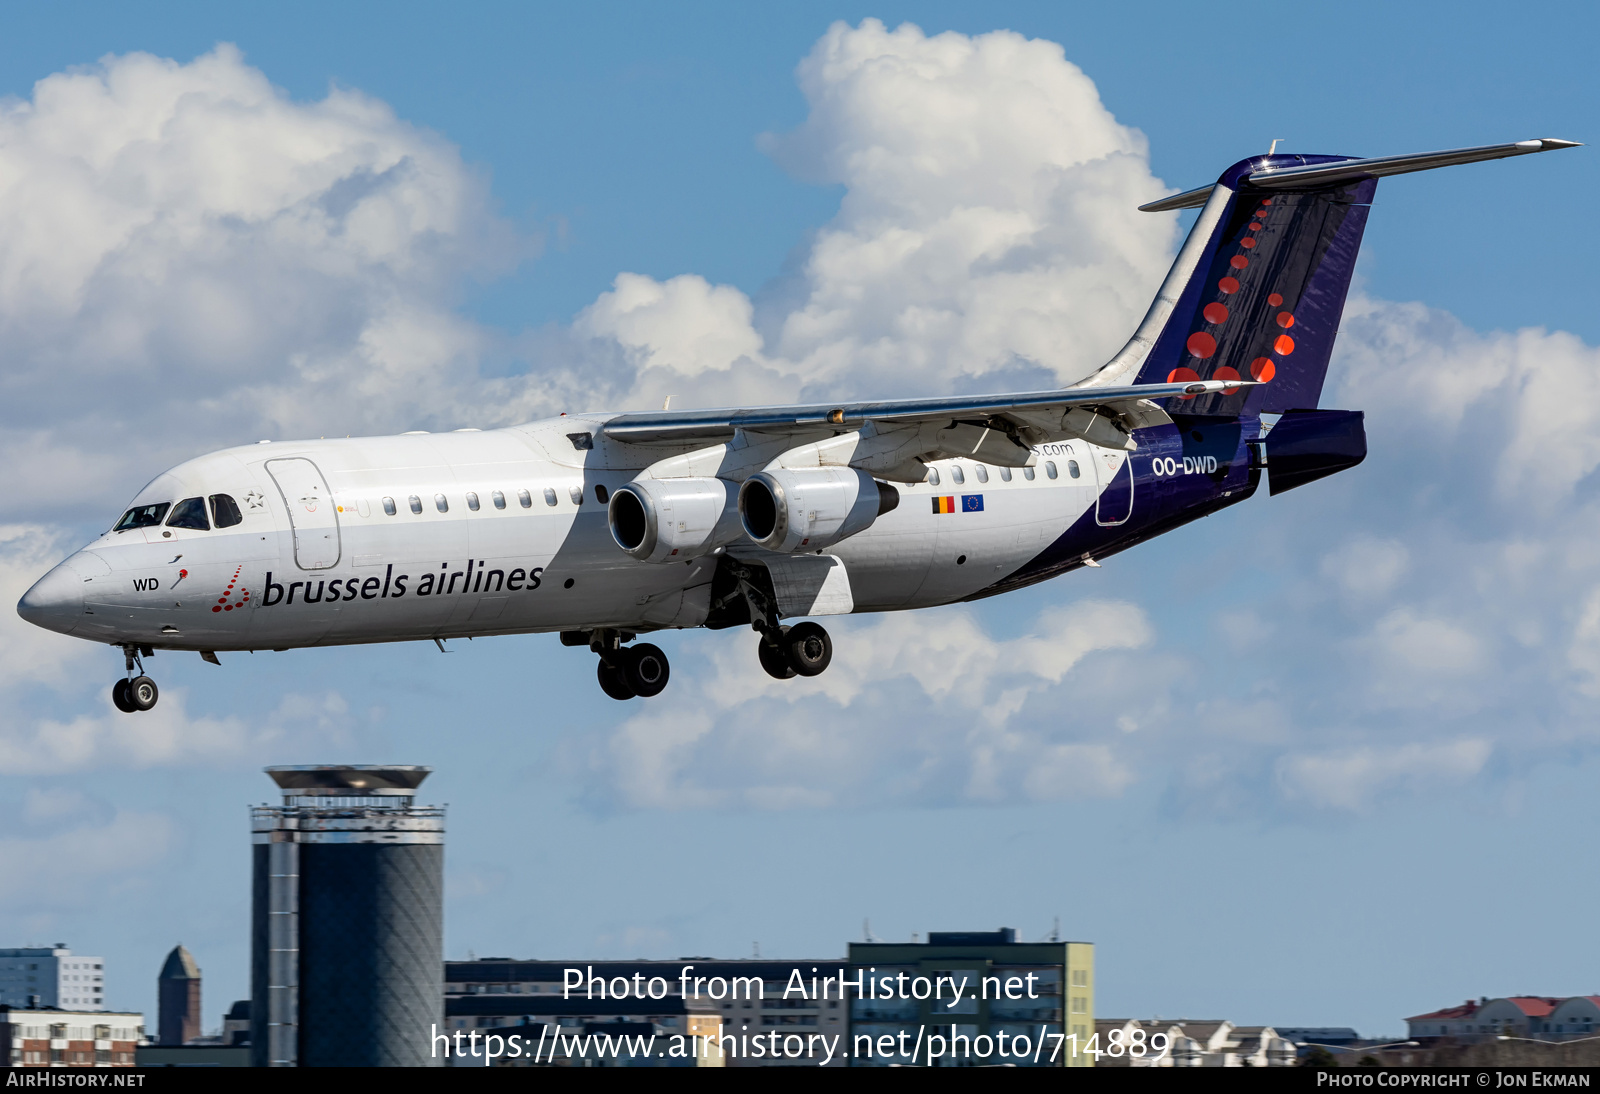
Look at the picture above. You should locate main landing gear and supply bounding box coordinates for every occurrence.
[111,645,159,714]
[721,559,834,681]
[564,630,671,701]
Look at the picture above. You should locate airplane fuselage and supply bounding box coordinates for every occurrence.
[23,413,1262,655]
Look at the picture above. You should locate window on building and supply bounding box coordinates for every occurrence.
[382,497,397,516]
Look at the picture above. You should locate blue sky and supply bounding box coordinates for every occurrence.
[0,1,1596,1040]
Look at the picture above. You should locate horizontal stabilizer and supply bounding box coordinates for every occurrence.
[1139,138,1580,213]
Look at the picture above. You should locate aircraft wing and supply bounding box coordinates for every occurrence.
[601,378,1251,445]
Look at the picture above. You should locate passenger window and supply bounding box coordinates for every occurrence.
[951,465,965,485]
[569,486,583,505]
[435,494,449,513]
[1069,460,1081,479]
[167,497,210,531]
[492,490,506,510]
[382,497,397,516]
[1023,467,1035,481]
[927,467,941,487]
[595,485,609,504]
[408,495,423,515]
[541,488,555,507]
[209,494,243,528]
[999,467,1012,482]
[114,502,171,532]
[466,491,480,512]
[974,465,989,483]
[1046,461,1058,479]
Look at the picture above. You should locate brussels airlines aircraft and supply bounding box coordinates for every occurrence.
[17,139,1579,711]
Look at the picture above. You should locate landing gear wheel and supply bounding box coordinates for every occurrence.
[128,675,159,711]
[758,626,796,680]
[784,622,832,677]
[597,659,636,701]
[112,678,136,713]
[622,643,670,698]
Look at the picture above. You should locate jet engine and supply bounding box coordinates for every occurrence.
[738,468,899,554]
[608,477,742,563]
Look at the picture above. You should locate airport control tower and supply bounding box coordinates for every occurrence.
[250,765,445,1067]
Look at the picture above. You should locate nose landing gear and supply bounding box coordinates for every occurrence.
[112,646,159,713]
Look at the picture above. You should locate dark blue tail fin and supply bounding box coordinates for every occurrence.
[1111,139,1578,416]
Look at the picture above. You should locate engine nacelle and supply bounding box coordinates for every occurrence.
[608,477,741,563]
[738,468,899,554]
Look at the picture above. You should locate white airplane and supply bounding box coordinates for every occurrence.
[17,139,1577,710]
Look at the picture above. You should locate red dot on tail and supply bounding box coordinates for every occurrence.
[1274,334,1296,355]
[1214,366,1242,394]
[1203,303,1229,324]
[1167,367,1201,383]
[1219,277,1240,294]
[1230,255,1248,269]
[1268,293,1283,306]
[1241,238,1256,249]
[1260,199,1272,206]
[1276,312,1295,329]
[1249,222,1263,231]
[1251,357,1276,382]
[1185,333,1217,359]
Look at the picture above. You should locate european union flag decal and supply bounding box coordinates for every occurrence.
[961,494,984,512]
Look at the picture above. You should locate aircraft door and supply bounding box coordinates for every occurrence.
[1093,446,1134,526]
[265,458,341,569]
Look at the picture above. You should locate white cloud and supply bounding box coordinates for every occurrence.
[572,599,1150,811]
[1275,739,1492,812]
[0,524,99,692]
[0,808,174,909]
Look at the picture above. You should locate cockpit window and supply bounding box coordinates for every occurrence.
[210,494,243,528]
[167,497,210,530]
[113,502,170,532]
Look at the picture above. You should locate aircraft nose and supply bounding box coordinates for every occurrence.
[17,559,87,635]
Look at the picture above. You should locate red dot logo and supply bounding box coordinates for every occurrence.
[1274,334,1296,355]
[1251,357,1276,381]
[1230,255,1249,270]
[1276,312,1295,329]
[1218,276,1240,294]
[1186,332,1217,359]
[1214,366,1242,394]
[212,605,222,613]
[1268,293,1283,306]
[1203,303,1229,325]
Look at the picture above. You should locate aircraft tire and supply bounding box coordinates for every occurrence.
[128,675,159,712]
[784,622,832,677]
[112,678,137,714]
[758,628,796,680]
[623,643,670,698]
[597,659,637,701]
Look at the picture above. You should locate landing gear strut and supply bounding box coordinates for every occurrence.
[112,646,159,713]
[723,561,834,681]
[565,629,672,701]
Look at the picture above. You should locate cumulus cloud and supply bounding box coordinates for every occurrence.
[570,599,1152,811]
[1275,739,1492,813]
[0,688,354,775]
